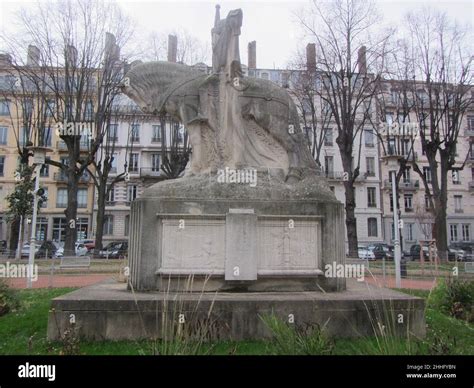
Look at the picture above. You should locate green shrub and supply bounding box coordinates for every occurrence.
[0,279,20,317]
[260,314,333,355]
[428,278,474,322]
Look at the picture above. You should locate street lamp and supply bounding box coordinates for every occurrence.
[382,155,403,288]
[26,146,52,288]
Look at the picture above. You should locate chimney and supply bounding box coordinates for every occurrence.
[167,34,177,63]
[306,43,316,72]
[248,41,256,69]
[0,54,12,67]
[65,45,78,67]
[27,45,40,66]
[358,46,367,74]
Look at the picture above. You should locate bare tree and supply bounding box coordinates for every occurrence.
[406,9,472,262]
[296,0,392,256]
[1,0,133,254]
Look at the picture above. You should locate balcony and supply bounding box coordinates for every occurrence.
[140,167,162,178]
[383,179,420,190]
[54,172,90,183]
[325,171,370,182]
[56,140,90,152]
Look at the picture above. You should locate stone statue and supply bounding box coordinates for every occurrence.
[122,6,318,183]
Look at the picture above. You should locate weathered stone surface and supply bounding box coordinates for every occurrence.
[47,280,426,341]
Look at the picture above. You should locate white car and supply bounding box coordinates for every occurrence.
[54,242,88,257]
[358,245,376,260]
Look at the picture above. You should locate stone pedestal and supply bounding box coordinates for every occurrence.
[128,172,346,292]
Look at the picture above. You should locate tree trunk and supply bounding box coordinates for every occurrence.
[9,217,20,259]
[344,180,359,257]
[64,166,79,256]
[94,180,107,256]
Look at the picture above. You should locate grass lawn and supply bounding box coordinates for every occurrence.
[0,287,472,355]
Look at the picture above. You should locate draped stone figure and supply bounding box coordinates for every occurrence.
[122,6,318,183]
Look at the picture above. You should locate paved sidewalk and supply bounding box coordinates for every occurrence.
[6,274,114,289]
[364,275,438,290]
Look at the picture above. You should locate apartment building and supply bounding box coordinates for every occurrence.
[0,54,94,244]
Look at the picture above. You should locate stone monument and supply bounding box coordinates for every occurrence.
[121,6,345,292]
[47,6,425,341]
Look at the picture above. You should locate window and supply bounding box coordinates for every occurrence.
[402,167,411,183]
[471,143,474,160]
[129,153,139,173]
[387,138,396,155]
[0,156,4,176]
[423,167,432,183]
[364,129,374,147]
[404,194,413,212]
[467,116,474,131]
[151,154,161,172]
[107,124,118,141]
[389,195,394,212]
[329,186,335,193]
[390,90,399,104]
[39,188,48,208]
[425,195,432,210]
[368,218,378,237]
[385,112,394,125]
[56,188,68,208]
[76,218,88,241]
[77,188,88,208]
[324,129,333,146]
[454,195,463,213]
[152,125,162,142]
[41,127,52,147]
[367,187,377,207]
[324,156,334,177]
[36,217,48,242]
[462,224,470,242]
[261,72,269,80]
[45,100,55,117]
[85,100,94,121]
[52,217,67,242]
[103,215,114,235]
[452,169,461,185]
[390,223,395,240]
[366,157,375,176]
[124,215,130,236]
[106,188,115,205]
[405,223,414,241]
[450,224,458,242]
[0,127,7,144]
[131,124,140,142]
[0,100,9,115]
[400,139,411,156]
[127,185,138,202]
[40,157,50,177]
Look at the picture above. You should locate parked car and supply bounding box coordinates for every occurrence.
[358,245,375,260]
[35,241,63,259]
[369,243,394,260]
[53,242,89,258]
[78,239,95,252]
[99,241,128,259]
[404,244,456,261]
[449,243,474,261]
[20,242,42,257]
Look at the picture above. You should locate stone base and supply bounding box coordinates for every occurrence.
[47,280,426,341]
[129,173,346,292]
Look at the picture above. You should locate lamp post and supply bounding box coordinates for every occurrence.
[26,146,51,288]
[382,155,403,288]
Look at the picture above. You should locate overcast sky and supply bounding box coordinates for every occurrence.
[1,0,472,68]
